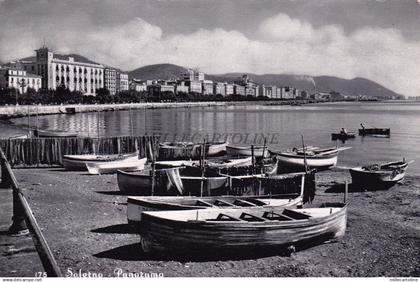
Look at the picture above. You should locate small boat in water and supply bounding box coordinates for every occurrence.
[32,129,78,138]
[86,156,147,175]
[127,189,305,226]
[62,152,139,171]
[226,145,270,158]
[271,147,351,171]
[138,202,347,254]
[331,132,356,140]
[349,160,413,190]
[358,124,390,137]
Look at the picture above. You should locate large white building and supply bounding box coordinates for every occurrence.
[10,47,105,95]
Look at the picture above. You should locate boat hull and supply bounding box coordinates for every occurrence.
[275,152,338,170]
[349,162,408,190]
[127,194,304,225]
[117,169,153,194]
[226,146,270,158]
[139,203,347,254]
[63,152,139,171]
[86,156,147,175]
[331,133,356,140]
[206,142,228,157]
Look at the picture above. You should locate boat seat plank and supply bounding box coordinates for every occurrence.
[206,213,242,221]
[233,199,257,207]
[239,212,267,222]
[243,198,268,206]
[194,200,214,207]
[213,200,235,207]
[283,209,311,220]
[262,211,294,221]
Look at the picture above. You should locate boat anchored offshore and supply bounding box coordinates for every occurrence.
[349,160,413,190]
[358,124,390,137]
[138,202,348,255]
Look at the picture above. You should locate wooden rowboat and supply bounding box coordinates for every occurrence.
[127,186,305,226]
[206,156,252,168]
[139,202,347,254]
[349,160,413,190]
[226,145,270,158]
[86,156,147,175]
[63,152,139,171]
[271,147,351,171]
[206,141,228,157]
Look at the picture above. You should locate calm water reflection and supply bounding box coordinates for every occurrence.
[12,102,420,174]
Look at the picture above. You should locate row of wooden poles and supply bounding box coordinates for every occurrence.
[0,147,62,277]
[0,136,160,167]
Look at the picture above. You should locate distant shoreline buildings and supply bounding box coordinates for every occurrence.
[0,46,401,101]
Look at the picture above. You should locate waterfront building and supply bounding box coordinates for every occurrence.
[258,85,267,97]
[147,82,175,96]
[214,82,226,96]
[118,72,129,93]
[186,80,203,94]
[129,79,147,92]
[0,68,42,93]
[234,84,246,96]
[235,74,258,97]
[181,68,205,82]
[264,85,277,98]
[175,81,189,94]
[202,80,214,95]
[7,47,104,95]
[104,67,117,95]
[225,83,234,96]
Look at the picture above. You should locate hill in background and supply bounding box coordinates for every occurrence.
[129,64,401,97]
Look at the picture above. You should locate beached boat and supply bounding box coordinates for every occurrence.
[32,129,78,138]
[127,189,304,225]
[117,166,228,196]
[349,160,412,189]
[138,202,347,254]
[206,141,228,157]
[206,156,253,169]
[86,156,147,175]
[331,132,356,140]
[226,145,270,158]
[358,127,390,137]
[62,152,139,171]
[270,147,351,171]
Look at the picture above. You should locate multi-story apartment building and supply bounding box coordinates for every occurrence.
[129,79,147,92]
[225,83,234,96]
[104,67,117,95]
[175,81,189,94]
[214,82,226,96]
[187,80,203,94]
[234,84,245,96]
[118,72,129,92]
[0,68,42,93]
[181,69,204,82]
[7,47,104,95]
[202,80,214,95]
[36,47,104,95]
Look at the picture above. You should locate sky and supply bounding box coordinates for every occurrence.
[0,0,419,96]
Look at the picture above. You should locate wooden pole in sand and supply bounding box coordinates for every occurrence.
[151,142,156,196]
[344,181,348,204]
[200,140,206,197]
[301,135,308,173]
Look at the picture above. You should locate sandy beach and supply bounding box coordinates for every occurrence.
[2,167,418,277]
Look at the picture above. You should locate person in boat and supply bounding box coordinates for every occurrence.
[340,128,348,135]
[360,123,365,130]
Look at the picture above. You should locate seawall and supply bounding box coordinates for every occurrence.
[0,101,234,119]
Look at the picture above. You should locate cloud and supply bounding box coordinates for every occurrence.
[0,1,418,96]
